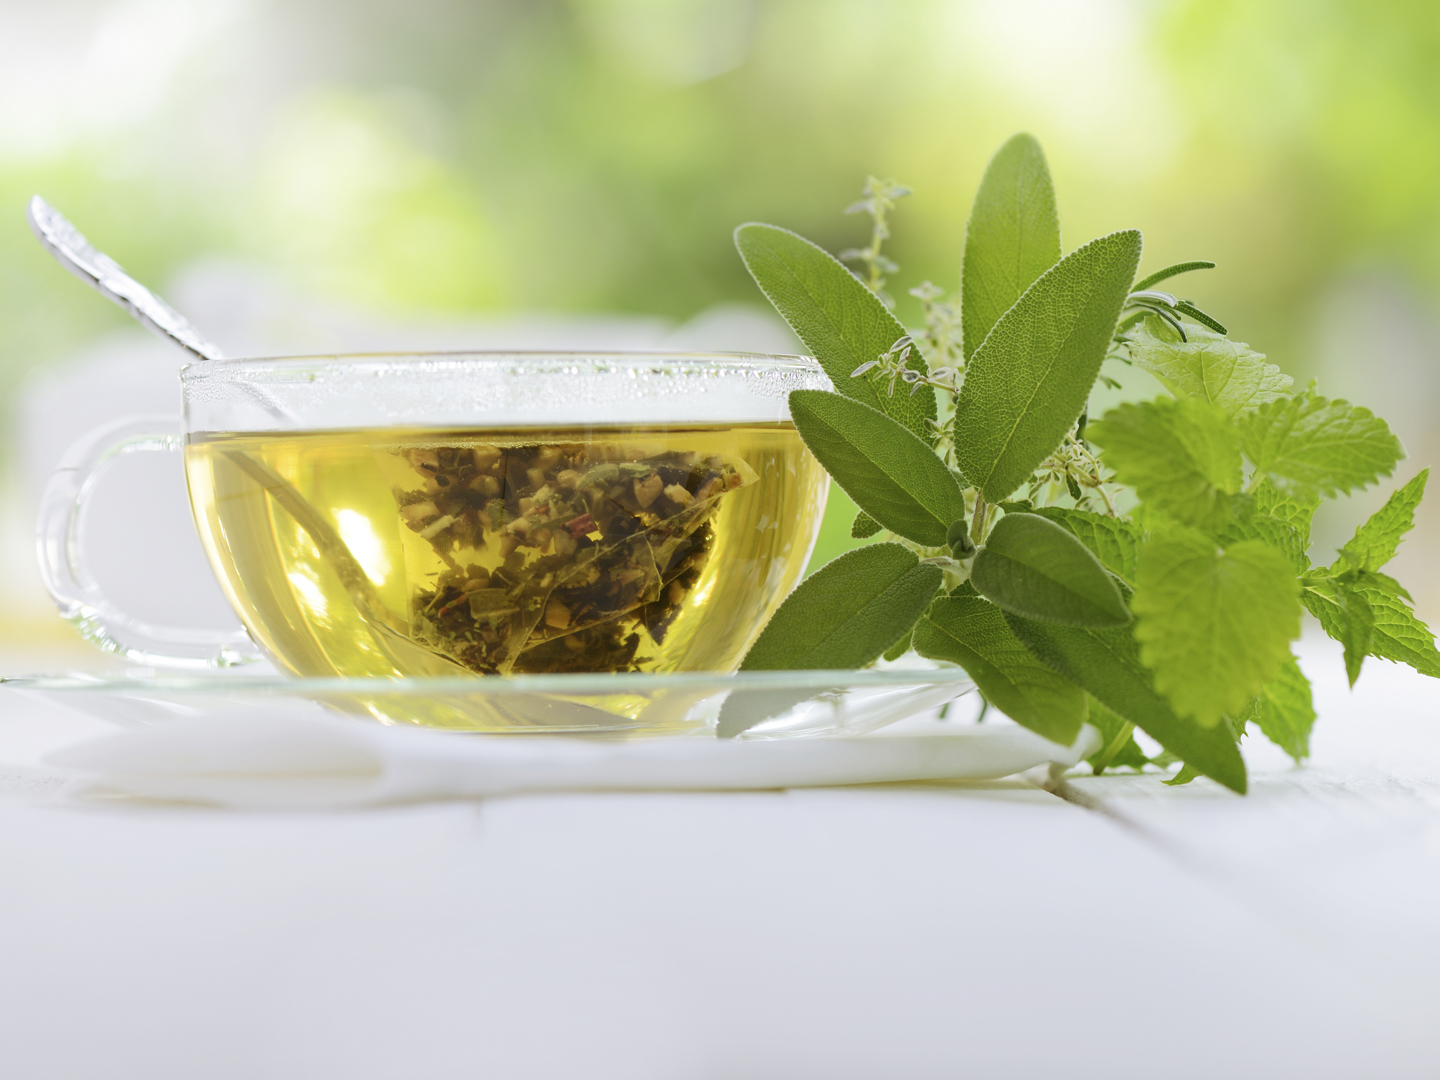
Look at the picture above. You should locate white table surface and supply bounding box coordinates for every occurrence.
[3,633,1440,1079]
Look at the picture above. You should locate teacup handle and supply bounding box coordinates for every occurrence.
[36,414,265,669]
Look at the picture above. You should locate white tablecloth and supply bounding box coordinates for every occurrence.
[3,634,1440,1079]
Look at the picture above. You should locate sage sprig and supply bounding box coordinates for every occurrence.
[727,133,1439,795]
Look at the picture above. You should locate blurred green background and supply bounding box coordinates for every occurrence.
[4,0,1440,652]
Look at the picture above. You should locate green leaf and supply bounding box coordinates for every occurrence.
[954,230,1143,503]
[882,627,914,662]
[1132,260,1215,292]
[1341,469,1429,572]
[1088,396,1243,530]
[1219,498,1309,574]
[960,133,1062,362]
[1025,505,1143,583]
[1251,480,1320,548]
[1004,612,1247,793]
[970,512,1130,627]
[1132,529,1300,727]
[1163,764,1201,787]
[735,223,935,439]
[740,542,941,672]
[1236,656,1316,762]
[851,511,882,539]
[1125,315,1292,416]
[913,595,1087,744]
[789,390,968,548]
[1238,390,1404,497]
[1303,573,1440,679]
[1086,696,1149,773]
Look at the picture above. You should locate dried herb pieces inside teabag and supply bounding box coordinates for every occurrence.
[397,442,756,673]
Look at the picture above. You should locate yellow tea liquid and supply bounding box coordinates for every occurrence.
[184,424,826,680]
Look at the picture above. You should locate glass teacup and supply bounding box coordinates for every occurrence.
[39,352,832,678]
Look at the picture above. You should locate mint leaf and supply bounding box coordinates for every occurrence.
[740,542,941,672]
[1237,656,1316,762]
[1004,612,1247,793]
[1303,573,1440,679]
[1026,505,1143,583]
[789,390,967,548]
[960,133,1062,362]
[1238,390,1404,497]
[1088,397,1242,530]
[851,511,882,539]
[735,223,935,439]
[1341,469,1429,572]
[1132,530,1300,727]
[1086,696,1149,773]
[970,512,1130,627]
[953,230,1142,503]
[913,595,1087,744]
[1125,316,1291,416]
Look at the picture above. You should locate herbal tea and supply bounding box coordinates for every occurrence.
[184,424,826,679]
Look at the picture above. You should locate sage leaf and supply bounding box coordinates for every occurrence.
[851,511,882,539]
[1235,656,1316,762]
[882,627,914,662]
[1024,505,1143,584]
[1125,315,1292,416]
[1132,529,1301,727]
[1088,396,1242,530]
[1085,696,1149,773]
[1004,612,1247,793]
[1341,469,1429,572]
[1238,390,1404,497]
[913,595,1087,744]
[960,132,1062,362]
[1303,572,1440,679]
[735,223,935,439]
[970,512,1129,627]
[740,542,940,672]
[954,229,1143,503]
[789,390,967,548]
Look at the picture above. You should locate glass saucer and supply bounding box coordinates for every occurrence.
[1,665,977,739]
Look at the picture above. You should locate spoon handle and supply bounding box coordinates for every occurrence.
[27,196,224,362]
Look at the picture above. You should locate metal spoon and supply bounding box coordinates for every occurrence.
[26,195,224,362]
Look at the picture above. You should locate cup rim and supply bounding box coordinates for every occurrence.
[181,349,822,379]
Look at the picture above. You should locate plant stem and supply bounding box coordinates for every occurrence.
[971,494,989,543]
[1090,720,1134,774]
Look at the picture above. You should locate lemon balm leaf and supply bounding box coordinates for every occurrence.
[961,133,1062,362]
[1125,316,1292,416]
[734,223,935,440]
[1341,469,1429,572]
[970,512,1130,627]
[1131,530,1301,727]
[1235,656,1316,762]
[789,390,968,548]
[1238,391,1404,497]
[954,230,1142,503]
[913,595,1087,744]
[1088,397,1242,530]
